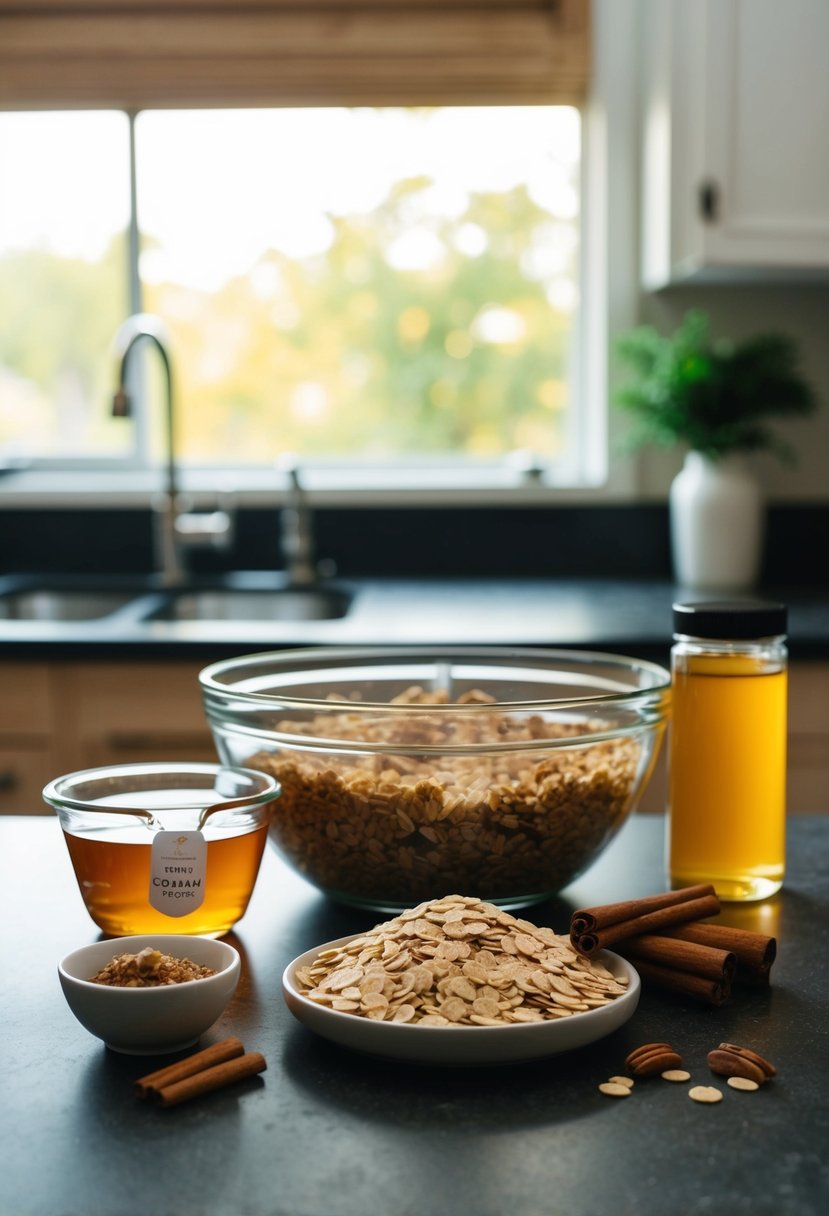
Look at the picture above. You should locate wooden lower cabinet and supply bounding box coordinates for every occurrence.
[0,658,827,815]
[0,659,214,813]
[0,660,58,815]
[0,742,56,815]
[51,660,216,773]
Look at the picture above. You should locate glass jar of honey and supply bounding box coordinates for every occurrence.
[43,762,280,936]
[668,600,787,902]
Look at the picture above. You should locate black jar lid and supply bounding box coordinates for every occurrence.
[672,600,788,639]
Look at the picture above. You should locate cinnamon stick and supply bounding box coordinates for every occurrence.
[626,958,731,1007]
[570,885,721,956]
[664,922,776,985]
[153,1052,267,1108]
[135,1036,245,1098]
[619,934,736,984]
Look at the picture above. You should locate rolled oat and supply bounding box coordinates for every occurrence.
[726,1076,760,1092]
[688,1085,724,1104]
[248,686,642,905]
[295,895,629,1026]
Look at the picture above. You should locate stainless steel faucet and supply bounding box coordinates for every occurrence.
[112,313,233,586]
[277,455,317,587]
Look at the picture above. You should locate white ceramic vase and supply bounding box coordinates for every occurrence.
[669,451,764,591]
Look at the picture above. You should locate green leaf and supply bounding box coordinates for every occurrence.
[612,309,819,462]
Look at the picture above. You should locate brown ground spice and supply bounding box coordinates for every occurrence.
[90,946,216,987]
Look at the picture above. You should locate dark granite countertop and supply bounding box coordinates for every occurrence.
[0,575,827,661]
[1,813,826,1216]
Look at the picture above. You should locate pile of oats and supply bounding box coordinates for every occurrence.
[295,895,629,1026]
[90,946,216,987]
[249,686,640,905]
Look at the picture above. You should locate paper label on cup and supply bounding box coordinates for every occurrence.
[149,831,207,916]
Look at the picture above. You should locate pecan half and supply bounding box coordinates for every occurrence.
[708,1042,777,1085]
[625,1042,672,1065]
[625,1042,683,1078]
[707,1048,766,1085]
[717,1042,777,1079]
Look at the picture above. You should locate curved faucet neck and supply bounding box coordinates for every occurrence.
[113,315,176,503]
[112,314,182,585]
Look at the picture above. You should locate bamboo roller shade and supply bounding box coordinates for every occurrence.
[0,0,591,110]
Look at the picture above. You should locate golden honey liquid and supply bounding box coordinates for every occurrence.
[63,823,267,937]
[669,654,786,901]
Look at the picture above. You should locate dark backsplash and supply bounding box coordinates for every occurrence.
[1,502,826,586]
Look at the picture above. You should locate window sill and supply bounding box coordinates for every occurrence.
[0,465,613,509]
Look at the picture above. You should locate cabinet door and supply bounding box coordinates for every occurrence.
[787,662,829,812]
[0,661,53,734]
[702,0,829,271]
[52,660,217,772]
[0,745,55,814]
[0,662,57,813]
[641,0,829,285]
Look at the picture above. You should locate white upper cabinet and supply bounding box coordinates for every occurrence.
[640,0,829,287]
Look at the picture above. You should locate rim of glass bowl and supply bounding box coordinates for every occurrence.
[199,646,671,756]
[42,760,281,830]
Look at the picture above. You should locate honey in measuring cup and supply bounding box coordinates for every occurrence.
[668,601,787,902]
[43,762,280,936]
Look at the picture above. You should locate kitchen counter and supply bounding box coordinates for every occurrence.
[2,813,827,1216]
[0,575,827,660]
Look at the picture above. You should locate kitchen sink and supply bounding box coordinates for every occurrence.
[0,575,353,625]
[151,587,352,622]
[0,589,140,622]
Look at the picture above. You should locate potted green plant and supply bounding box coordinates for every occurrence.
[614,310,818,589]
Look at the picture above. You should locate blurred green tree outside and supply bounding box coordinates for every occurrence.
[1,177,575,465]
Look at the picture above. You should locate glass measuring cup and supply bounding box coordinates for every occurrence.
[43,762,280,936]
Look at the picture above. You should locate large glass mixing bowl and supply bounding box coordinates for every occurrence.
[199,647,671,912]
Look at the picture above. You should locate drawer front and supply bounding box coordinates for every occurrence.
[788,735,829,812]
[51,660,215,773]
[0,663,53,735]
[59,660,209,736]
[0,744,55,814]
[78,732,218,769]
[789,662,829,733]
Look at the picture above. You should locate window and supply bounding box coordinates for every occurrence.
[0,111,132,462]
[0,2,593,487]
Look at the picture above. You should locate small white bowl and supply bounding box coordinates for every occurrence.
[283,934,640,1066]
[58,935,241,1055]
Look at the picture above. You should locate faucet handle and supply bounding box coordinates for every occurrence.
[174,478,237,551]
[276,452,302,498]
[112,387,132,418]
[175,508,234,549]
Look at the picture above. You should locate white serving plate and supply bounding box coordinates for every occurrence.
[282,934,640,1066]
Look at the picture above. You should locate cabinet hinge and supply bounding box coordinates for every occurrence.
[698,180,720,224]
